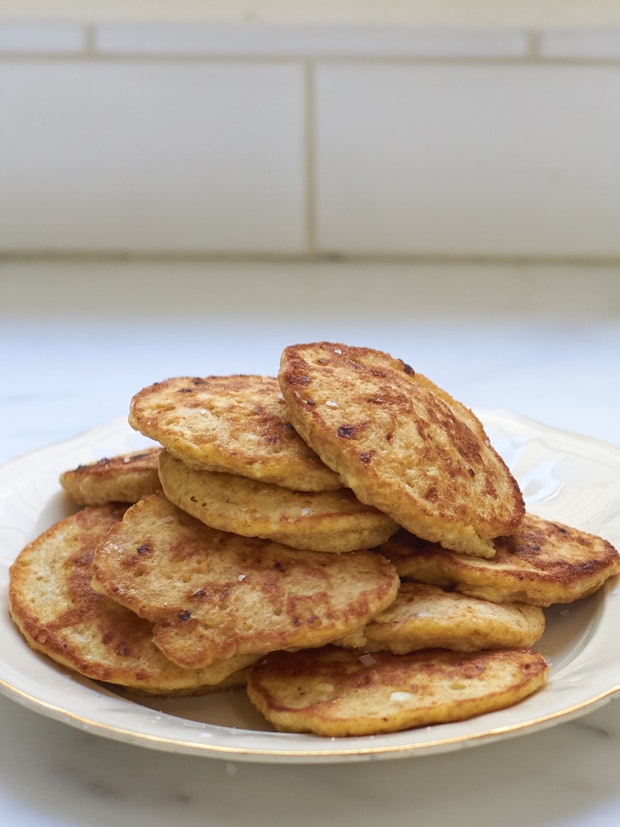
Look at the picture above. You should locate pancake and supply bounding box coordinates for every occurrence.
[90,492,400,670]
[60,447,162,506]
[8,504,253,694]
[158,449,398,552]
[128,374,342,491]
[382,513,620,606]
[350,582,546,653]
[246,645,549,737]
[278,342,524,558]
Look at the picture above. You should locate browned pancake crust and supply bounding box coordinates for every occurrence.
[355,582,545,653]
[8,504,252,693]
[60,448,162,505]
[129,375,341,491]
[158,450,398,552]
[246,645,549,737]
[91,493,400,670]
[278,342,524,557]
[382,513,620,606]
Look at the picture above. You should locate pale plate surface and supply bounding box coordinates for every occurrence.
[0,411,619,764]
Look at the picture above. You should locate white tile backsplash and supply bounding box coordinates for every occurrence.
[314,63,620,258]
[0,61,306,253]
[540,28,620,60]
[0,22,85,53]
[2,20,620,259]
[95,23,528,59]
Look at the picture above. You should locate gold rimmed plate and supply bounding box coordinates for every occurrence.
[0,411,619,763]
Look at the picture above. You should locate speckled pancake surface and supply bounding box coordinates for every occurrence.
[158,450,398,552]
[90,493,400,670]
[278,342,524,557]
[60,447,162,506]
[8,504,252,694]
[382,513,620,607]
[128,374,342,491]
[354,582,546,654]
[246,646,549,737]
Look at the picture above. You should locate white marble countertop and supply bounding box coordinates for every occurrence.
[1,260,620,826]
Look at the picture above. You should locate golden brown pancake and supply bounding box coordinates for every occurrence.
[60,447,162,506]
[246,645,549,737]
[158,450,398,552]
[382,513,620,606]
[128,374,341,491]
[278,342,524,557]
[8,504,253,694]
[90,492,400,670]
[351,582,545,653]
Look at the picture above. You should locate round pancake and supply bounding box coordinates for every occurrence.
[382,513,620,606]
[129,374,342,492]
[278,342,524,558]
[353,582,545,653]
[60,447,162,506]
[90,492,400,670]
[8,504,253,694]
[246,645,549,737]
[158,450,398,553]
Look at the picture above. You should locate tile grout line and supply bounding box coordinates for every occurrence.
[524,29,542,61]
[83,22,97,56]
[1,23,620,65]
[3,251,620,266]
[3,52,620,67]
[303,59,318,256]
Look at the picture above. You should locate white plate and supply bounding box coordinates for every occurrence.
[1,411,619,764]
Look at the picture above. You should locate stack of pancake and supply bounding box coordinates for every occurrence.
[9,342,620,737]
